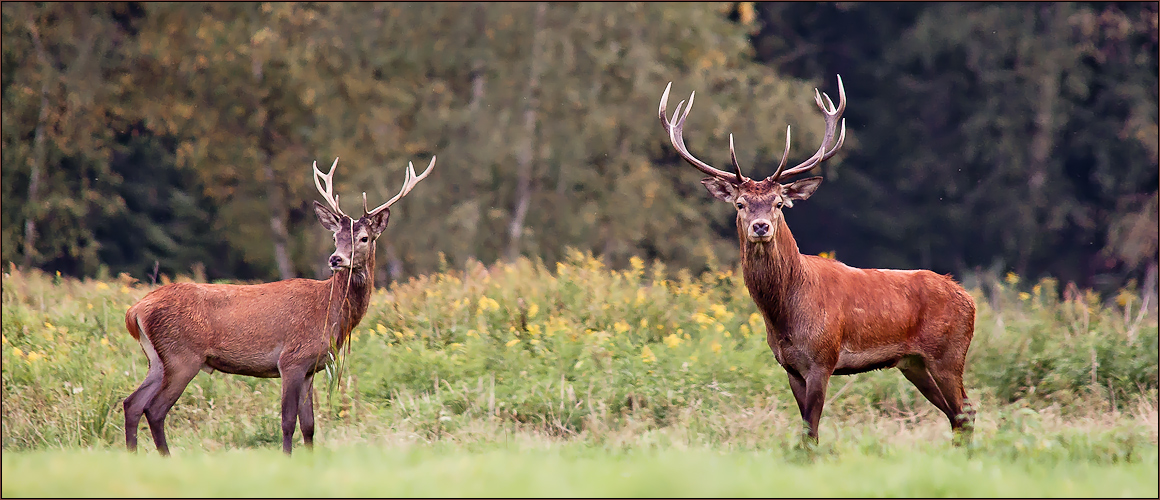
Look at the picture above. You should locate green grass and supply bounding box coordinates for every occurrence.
[3,441,1157,497]
[2,253,1157,497]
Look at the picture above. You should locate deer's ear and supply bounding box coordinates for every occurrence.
[314,201,343,232]
[781,176,822,207]
[701,177,739,203]
[365,208,391,236]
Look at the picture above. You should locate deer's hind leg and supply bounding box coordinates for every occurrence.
[898,356,955,423]
[143,353,202,456]
[124,364,163,452]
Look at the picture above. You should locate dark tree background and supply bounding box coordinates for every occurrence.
[2,2,1156,297]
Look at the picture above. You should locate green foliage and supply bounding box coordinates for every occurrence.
[2,255,1155,454]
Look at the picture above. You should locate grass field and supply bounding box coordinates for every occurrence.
[2,252,1157,497]
[4,441,1157,497]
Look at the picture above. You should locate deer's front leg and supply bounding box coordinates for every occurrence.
[801,368,832,444]
[278,363,306,455]
[298,374,316,449]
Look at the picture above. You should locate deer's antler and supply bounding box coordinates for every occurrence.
[770,75,847,181]
[364,156,436,216]
[659,82,747,183]
[313,157,348,218]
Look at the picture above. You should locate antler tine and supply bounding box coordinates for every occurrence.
[365,155,437,216]
[770,125,793,180]
[771,74,848,181]
[728,134,745,181]
[659,82,744,183]
[313,157,348,217]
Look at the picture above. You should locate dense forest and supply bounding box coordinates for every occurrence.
[2,2,1156,297]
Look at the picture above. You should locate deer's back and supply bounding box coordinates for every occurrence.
[128,279,334,356]
[800,257,975,353]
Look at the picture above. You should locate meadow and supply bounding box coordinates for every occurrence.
[2,251,1157,497]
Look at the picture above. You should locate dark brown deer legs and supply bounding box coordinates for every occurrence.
[298,374,316,449]
[786,367,832,445]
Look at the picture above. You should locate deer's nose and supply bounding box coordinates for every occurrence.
[329,255,346,268]
[751,221,771,236]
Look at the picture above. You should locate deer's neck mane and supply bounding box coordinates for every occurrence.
[739,216,805,327]
[324,248,375,349]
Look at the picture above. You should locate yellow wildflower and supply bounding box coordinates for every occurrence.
[120,285,131,294]
[714,323,725,334]
[1115,289,1137,308]
[44,322,54,330]
[87,303,93,310]
[100,338,109,346]
[729,366,737,371]
[527,303,539,319]
[710,341,722,354]
[376,323,388,334]
[505,338,521,347]
[691,312,714,325]
[640,345,656,363]
[530,339,540,345]
[26,351,42,362]
[663,334,682,348]
[640,318,649,329]
[12,347,24,357]
[96,282,109,290]
[1032,284,1042,297]
[528,324,542,337]
[709,304,729,319]
[466,329,479,338]
[635,289,647,306]
[1019,292,1031,301]
[749,312,762,326]
[1005,272,1019,285]
[613,321,630,334]
[689,354,698,362]
[1,335,6,344]
[740,325,751,337]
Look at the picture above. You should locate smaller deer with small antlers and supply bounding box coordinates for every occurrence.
[123,155,434,455]
[659,76,976,445]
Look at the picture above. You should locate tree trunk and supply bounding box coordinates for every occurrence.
[505,2,547,262]
[262,160,296,279]
[22,21,50,270]
[251,26,295,280]
[468,3,488,114]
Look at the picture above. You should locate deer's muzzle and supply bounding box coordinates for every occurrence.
[748,219,774,242]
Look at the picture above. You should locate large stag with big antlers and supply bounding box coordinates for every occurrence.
[659,76,976,445]
[122,155,435,455]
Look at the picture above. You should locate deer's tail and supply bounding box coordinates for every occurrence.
[125,305,142,341]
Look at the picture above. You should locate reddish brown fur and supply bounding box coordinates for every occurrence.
[123,204,387,456]
[722,177,977,444]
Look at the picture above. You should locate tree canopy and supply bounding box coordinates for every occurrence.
[2,2,1156,295]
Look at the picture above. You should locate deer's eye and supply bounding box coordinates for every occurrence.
[360,236,369,243]
[776,201,784,209]
[735,201,746,210]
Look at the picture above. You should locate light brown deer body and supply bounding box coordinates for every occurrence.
[660,77,975,445]
[123,156,434,455]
